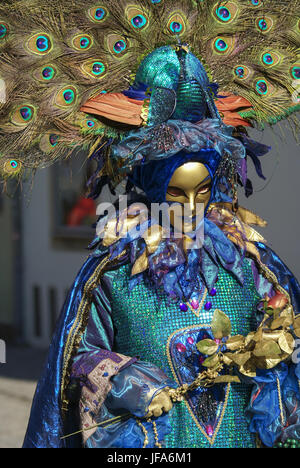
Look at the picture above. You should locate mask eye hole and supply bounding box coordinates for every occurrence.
[197,184,211,195]
[167,187,186,197]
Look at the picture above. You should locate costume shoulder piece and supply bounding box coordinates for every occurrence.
[0,0,299,183]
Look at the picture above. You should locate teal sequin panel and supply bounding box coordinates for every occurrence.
[105,259,260,448]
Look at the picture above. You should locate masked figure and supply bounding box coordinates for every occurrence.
[0,0,300,449]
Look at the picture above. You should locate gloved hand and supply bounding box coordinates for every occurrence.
[145,387,173,418]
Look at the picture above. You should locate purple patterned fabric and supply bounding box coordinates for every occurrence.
[71,350,135,393]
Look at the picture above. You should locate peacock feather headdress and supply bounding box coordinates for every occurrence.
[0,0,299,186]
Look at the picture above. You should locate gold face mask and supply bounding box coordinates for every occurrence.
[165,162,212,233]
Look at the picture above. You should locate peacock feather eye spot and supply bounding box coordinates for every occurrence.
[256,16,273,33]
[55,86,77,107]
[131,15,147,29]
[11,105,36,126]
[250,0,262,6]
[63,89,75,103]
[170,21,183,33]
[235,66,245,78]
[291,66,300,80]
[216,7,231,22]
[95,8,106,20]
[255,79,268,95]
[86,120,95,128]
[49,134,59,146]
[80,37,91,49]
[167,12,186,36]
[260,51,281,67]
[81,59,106,79]
[42,66,55,80]
[113,40,127,54]
[39,132,61,153]
[36,35,50,52]
[20,106,33,121]
[213,2,238,23]
[10,160,18,169]
[258,19,267,30]
[126,7,148,31]
[0,23,8,39]
[92,62,105,75]
[234,65,251,80]
[214,38,228,52]
[107,34,128,57]
[151,0,162,3]
[72,34,93,51]
[26,33,53,55]
[262,53,273,65]
[3,159,22,175]
[88,6,108,23]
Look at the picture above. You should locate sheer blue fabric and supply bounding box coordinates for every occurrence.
[246,363,300,447]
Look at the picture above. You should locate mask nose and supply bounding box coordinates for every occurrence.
[188,192,196,215]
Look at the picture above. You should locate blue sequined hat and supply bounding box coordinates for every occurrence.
[129,45,221,125]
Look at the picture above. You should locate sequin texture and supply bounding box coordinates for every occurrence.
[105,258,260,448]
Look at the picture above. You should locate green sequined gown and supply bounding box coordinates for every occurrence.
[100,257,260,448]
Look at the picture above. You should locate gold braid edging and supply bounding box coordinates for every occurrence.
[256,258,292,306]
[60,251,126,413]
[276,377,285,427]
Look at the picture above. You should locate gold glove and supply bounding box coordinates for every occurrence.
[145,387,173,418]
